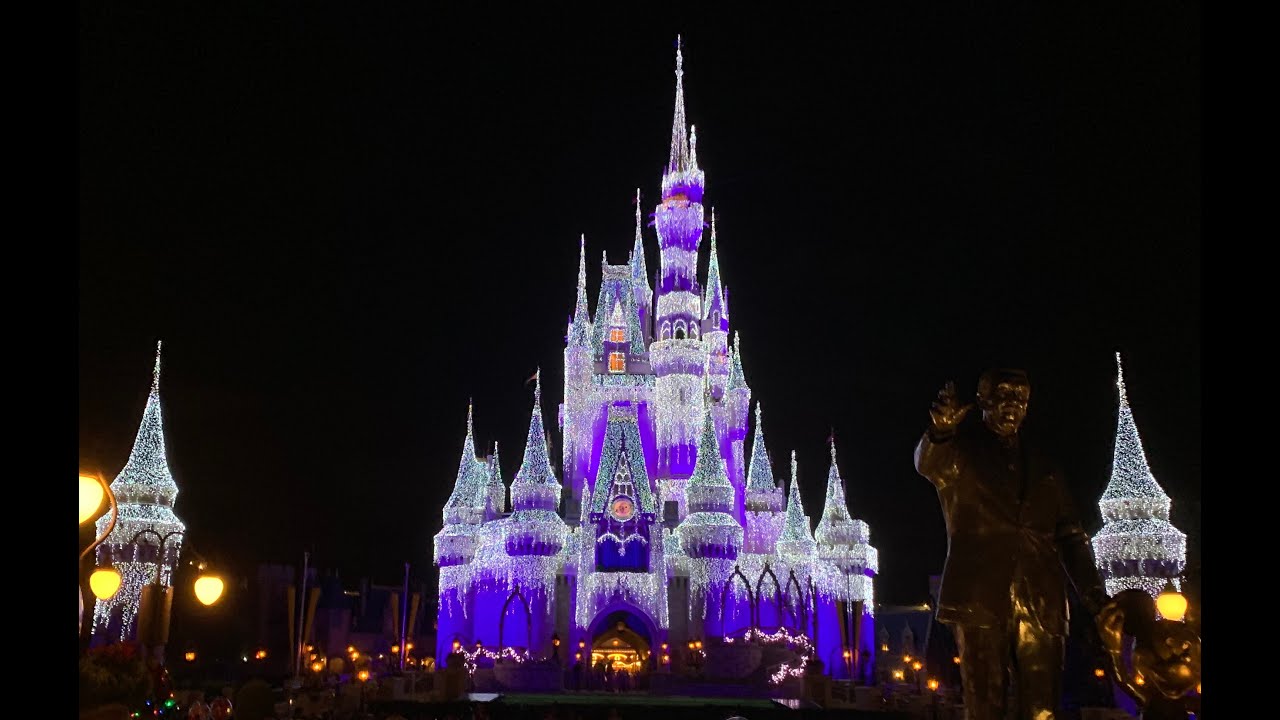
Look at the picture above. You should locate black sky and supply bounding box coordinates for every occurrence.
[79,5,1200,606]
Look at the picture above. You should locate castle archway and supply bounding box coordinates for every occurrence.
[587,604,657,674]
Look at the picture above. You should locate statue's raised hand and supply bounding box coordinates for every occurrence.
[928,381,972,436]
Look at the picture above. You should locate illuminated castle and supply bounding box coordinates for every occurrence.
[433,41,877,683]
[91,341,187,645]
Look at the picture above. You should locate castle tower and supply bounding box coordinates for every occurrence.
[630,188,653,344]
[433,401,490,660]
[502,370,569,657]
[92,341,187,646]
[486,441,506,519]
[676,400,743,638]
[722,332,752,522]
[562,236,594,505]
[813,439,879,681]
[743,403,785,554]
[1093,352,1187,598]
[703,213,729,403]
[650,38,709,489]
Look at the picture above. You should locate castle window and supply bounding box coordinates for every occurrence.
[688,324,698,339]
[660,322,671,340]
[610,327,626,343]
[609,352,625,373]
[674,320,687,339]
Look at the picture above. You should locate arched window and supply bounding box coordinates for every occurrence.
[712,310,719,326]
[674,320,687,340]
[688,324,698,339]
[660,322,671,341]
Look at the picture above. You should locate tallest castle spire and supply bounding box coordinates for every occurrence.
[668,35,690,173]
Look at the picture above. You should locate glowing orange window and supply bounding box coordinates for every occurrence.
[610,328,626,343]
[609,352,625,373]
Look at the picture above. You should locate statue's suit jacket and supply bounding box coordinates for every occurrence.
[914,421,1107,637]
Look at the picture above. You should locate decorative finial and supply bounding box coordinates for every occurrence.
[755,399,762,424]
[467,398,474,434]
[676,34,683,78]
[1115,351,1129,406]
[689,125,698,166]
[152,339,163,393]
[534,368,542,403]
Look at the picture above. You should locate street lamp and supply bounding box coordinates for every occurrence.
[128,527,225,662]
[80,472,121,636]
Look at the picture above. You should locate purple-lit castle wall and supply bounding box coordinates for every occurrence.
[432,41,878,686]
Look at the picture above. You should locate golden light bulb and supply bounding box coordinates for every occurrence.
[79,474,105,525]
[193,575,225,606]
[89,567,122,601]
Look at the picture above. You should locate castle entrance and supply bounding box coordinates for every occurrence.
[588,609,654,678]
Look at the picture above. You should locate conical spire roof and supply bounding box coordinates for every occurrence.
[630,189,651,297]
[777,451,817,552]
[688,401,730,489]
[514,370,559,488]
[667,36,691,174]
[111,340,179,500]
[1100,352,1172,521]
[487,441,506,514]
[814,437,858,546]
[745,402,775,492]
[727,332,747,390]
[569,235,592,346]
[704,211,725,318]
[444,400,488,517]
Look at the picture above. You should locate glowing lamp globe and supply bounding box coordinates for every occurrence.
[89,567,123,600]
[79,474,104,525]
[1156,582,1188,622]
[193,574,225,606]
[357,670,370,682]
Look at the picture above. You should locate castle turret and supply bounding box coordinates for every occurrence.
[486,441,506,518]
[630,188,653,344]
[744,402,784,554]
[562,236,594,504]
[1093,352,1187,598]
[92,341,187,646]
[775,451,817,562]
[651,38,708,486]
[434,402,489,566]
[676,399,743,635]
[722,332,752,522]
[507,370,568,555]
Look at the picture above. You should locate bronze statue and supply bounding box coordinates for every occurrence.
[1097,589,1201,720]
[914,369,1109,720]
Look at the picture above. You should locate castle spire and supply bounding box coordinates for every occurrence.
[486,441,506,514]
[630,188,651,296]
[1100,352,1171,519]
[514,369,559,488]
[703,209,725,319]
[1093,352,1186,598]
[745,402,775,492]
[668,35,691,174]
[727,332,747,391]
[814,436,857,547]
[569,235,592,346]
[443,400,487,519]
[777,451,817,553]
[111,340,178,498]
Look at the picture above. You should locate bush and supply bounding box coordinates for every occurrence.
[79,642,153,711]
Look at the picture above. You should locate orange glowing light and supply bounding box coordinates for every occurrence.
[927,679,940,692]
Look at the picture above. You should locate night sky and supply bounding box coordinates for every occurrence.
[79,6,1200,607]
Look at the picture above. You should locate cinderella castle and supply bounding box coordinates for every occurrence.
[433,41,878,683]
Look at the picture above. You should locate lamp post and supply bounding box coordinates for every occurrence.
[128,527,225,664]
[80,472,121,639]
